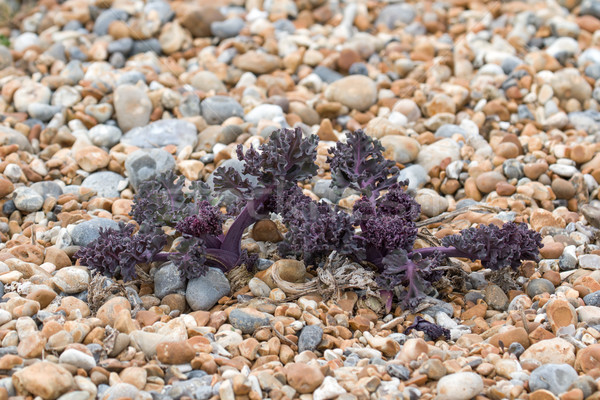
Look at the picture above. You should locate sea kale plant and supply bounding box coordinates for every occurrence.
[76,127,542,310]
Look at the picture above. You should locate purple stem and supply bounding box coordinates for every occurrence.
[411,246,471,260]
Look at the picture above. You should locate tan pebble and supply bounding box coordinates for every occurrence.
[12,361,74,399]
[495,142,520,159]
[26,288,57,309]
[111,199,133,216]
[489,327,530,349]
[540,242,564,259]
[496,182,516,196]
[74,146,110,172]
[574,343,600,373]
[0,354,22,370]
[96,296,131,326]
[284,363,324,394]
[317,119,338,142]
[523,161,548,180]
[156,341,195,364]
[269,288,286,301]
[17,332,47,358]
[251,220,282,243]
[551,178,576,200]
[530,209,566,231]
[520,337,575,366]
[60,297,90,320]
[120,367,147,390]
[44,246,72,269]
[475,171,506,194]
[0,178,14,198]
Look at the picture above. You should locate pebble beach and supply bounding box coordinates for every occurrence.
[1,0,600,399]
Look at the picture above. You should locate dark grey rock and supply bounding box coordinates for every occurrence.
[508,342,525,357]
[201,96,244,125]
[526,278,556,297]
[124,148,176,191]
[312,179,343,202]
[298,325,323,353]
[180,93,201,117]
[30,181,63,200]
[109,52,125,68]
[348,62,368,76]
[569,376,597,399]
[13,187,44,213]
[94,9,128,36]
[580,0,600,19]
[116,70,146,86]
[228,308,271,334]
[517,104,535,121]
[501,56,524,74]
[585,64,600,80]
[121,120,198,149]
[0,126,33,153]
[89,124,122,148]
[107,38,133,55]
[62,20,83,31]
[71,218,120,246]
[211,17,244,38]
[386,364,411,380]
[66,46,87,61]
[503,159,524,180]
[559,246,578,270]
[186,268,230,311]
[131,39,161,55]
[166,376,213,399]
[375,4,416,28]
[273,18,295,33]
[529,364,578,395]
[81,171,127,198]
[154,262,186,299]
[313,66,343,84]
[584,291,600,306]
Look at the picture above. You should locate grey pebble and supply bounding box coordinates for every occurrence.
[153,262,186,299]
[121,119,198,149]
[298,325,323,353]
[70,218,120,246]
[81,171,128,198]
[186,268,230,311]
[201,96,244,125]
[526,278,556,297]
[124,148,176,191]
[228,308,271,334]
[529,364,578,395]
[13,187,44,213]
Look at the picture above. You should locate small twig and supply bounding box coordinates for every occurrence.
[416,204,502,227]
[254,322,297,349]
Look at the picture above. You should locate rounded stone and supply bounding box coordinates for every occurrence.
[186,268,230,311]
[324,75,377,112]
[200,96,244,125]
[526,278,556,297]
[436,372,484,400]
[228,308,271,334]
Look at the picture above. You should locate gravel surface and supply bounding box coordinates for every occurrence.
[1,0,600,399]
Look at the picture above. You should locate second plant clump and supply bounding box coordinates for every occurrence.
[76,128,542,310]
